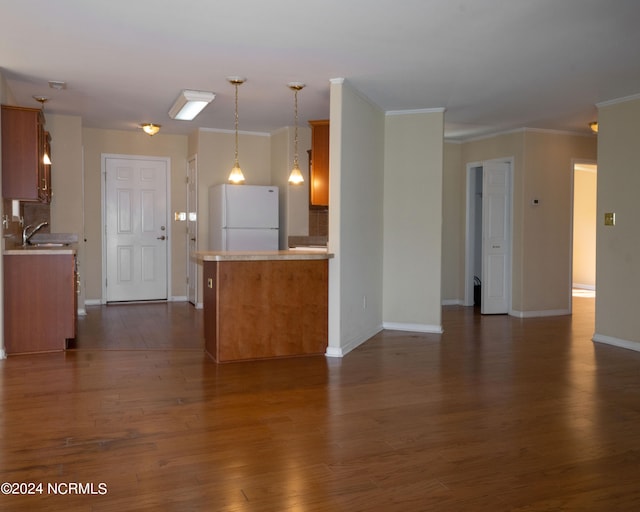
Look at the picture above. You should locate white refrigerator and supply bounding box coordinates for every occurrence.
[209,184,279,251]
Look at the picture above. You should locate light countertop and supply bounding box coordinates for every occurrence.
[196,249,333,262]
[4,245,77,256]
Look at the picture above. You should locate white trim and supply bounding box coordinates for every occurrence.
[386,107,446,116]
[452,126,592,144]
[442,299,464,306]
[170,296,187,302]
[195,302,204,310]
[464,158,514,312]
[329,77,345,84]
[0,348,6,360]
[593,333,640,353]
[326,324,383,358]
[77,308,87,317]
[325,346,344,358]
[383,322,444,334]
[84,299,102,306]
[596,92,640,108]
[511,308,571,318]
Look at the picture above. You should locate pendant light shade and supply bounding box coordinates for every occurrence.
[228,77,246,184]
[33,96,53,165]
[288,82,305,184]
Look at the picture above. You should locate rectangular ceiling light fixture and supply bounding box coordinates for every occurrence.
[168,90,216,120]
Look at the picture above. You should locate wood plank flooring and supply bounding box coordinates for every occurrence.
[2,297,640,511]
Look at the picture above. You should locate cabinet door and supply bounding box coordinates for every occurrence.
[1,105,42,201]
[4,254,75,354]
[309,120,329,207]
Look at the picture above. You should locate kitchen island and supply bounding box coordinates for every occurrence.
[196,250,332,363]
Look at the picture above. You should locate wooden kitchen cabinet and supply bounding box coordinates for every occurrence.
[202,256,329,362]
[4,252,77,354]
[309,119,329,207]
[1,105,52,203]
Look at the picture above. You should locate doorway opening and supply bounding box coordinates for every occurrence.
[464,158,513,314]
[571,161,597,300]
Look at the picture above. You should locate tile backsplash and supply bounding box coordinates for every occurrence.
[309,208,328,237]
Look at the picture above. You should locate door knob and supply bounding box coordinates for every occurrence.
[190,237,196,242]
[157,235,166,240]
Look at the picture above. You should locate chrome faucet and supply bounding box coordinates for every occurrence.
[22,221,49,246]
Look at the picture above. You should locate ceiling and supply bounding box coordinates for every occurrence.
[2,0,639,141]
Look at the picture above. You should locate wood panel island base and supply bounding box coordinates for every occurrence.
[197,251,332,363]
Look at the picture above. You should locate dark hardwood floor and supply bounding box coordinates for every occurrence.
[71,302,204,350]
[2,297,640,511]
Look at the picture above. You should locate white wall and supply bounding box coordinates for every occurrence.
[327,79,385,357]
[383,110,445,331]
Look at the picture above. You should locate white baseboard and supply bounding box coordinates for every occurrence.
[383,322,444,334]
[195,302,204,310]
[593,333,640,353]
[170,296,187,302]
[442,299,464,306]
[325,324,383,358]
[84,299,102,306]
[0,347,6,360]
[511,308,571,318]
[573,283,596,290]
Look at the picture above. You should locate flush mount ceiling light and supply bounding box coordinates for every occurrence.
[287,82,305,185]
[227,77,246,184]
[589,121,598,134]
[141,123,161,136]
[168,90,215,120]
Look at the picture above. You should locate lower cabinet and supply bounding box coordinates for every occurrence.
[203,259,329,362]
[4,253,77,354]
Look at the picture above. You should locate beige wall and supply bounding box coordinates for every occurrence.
[270,125,311,242]
[47,114,86,307]
[461,131,525,309]
[520,131,597,313]
[82,128,189,301]
[595,95,640,347]
[572,167,597,288]
[442,142,464,302]
[450,130,597,315]
[383,110,444,330]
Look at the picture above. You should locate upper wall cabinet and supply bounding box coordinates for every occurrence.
[309,119,329,208]
[1,105,52,203]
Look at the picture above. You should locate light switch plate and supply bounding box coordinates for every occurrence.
[604,212,615,226]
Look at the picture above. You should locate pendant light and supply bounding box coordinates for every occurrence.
[287,82,305,184]
[228,77,246,184]
[33,96,52,165]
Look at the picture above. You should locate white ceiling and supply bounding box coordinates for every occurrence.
[2,0,639,141]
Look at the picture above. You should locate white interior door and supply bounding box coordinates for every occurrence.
[187,156,198,305]
[482,160,511,314]
[105,156,168,302]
